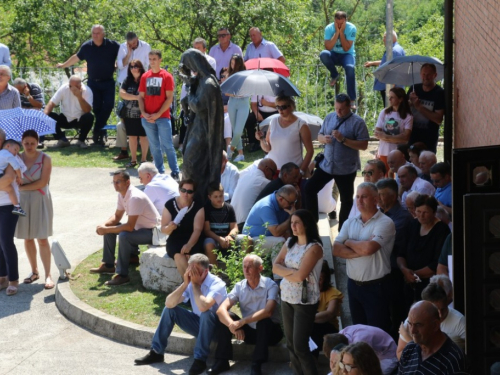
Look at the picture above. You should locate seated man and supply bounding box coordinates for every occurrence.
[220,150,239,202]
[404,190,419,218]
[348,159,386,218]
[203,182,238,265]
[243,184,297,250]
[44,75,93,149]
[91,171,159,285]
[232,158,277,230]
[387,150,408,183]
[418,150,437,182]
[138,162,179,215]
[398,301,467,374]
[324,324,398,375]
[398,165,435,209]
[211,255,283,375]
[135,254,227,375]
[254,162,300,203]
[430,162,452,213]
[12,78,44,110]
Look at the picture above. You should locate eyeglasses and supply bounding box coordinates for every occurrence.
[336,94,350,102]
[217,33,229,38]
[130,65,140,69]
[338,361,357,372]
[361,170,374,177]
[279,195,297,206]
[276,104,290,111]
[180,187,195,194]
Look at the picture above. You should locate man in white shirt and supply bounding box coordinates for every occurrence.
[138,162,179,215]
[116,32,151,86]
[231,158,277,230]
[220,151,239,202]
[333,182,395,333]
[44,75,93,148]
[398,165,435,209]
[192,38,216,72]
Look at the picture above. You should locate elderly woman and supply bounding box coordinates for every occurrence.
[15,130,54,289]
[161,179,205,276]
[0,129,20,295]
[256,96,314,176]
[0,65,21,109]
[120,59,149,168]
[273,209,324,375]
[397,195,450,313]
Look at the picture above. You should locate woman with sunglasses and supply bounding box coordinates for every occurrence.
[226,54,249,162]
[373,87,413,174]
[161,179,204,276]
[335,342,382,375]
[119,59,149,168]
[273,209,324,375]
[256,96,314,177]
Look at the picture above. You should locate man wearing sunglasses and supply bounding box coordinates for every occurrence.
[209,28,242,79]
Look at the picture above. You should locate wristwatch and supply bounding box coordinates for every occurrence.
[340,137,346,144]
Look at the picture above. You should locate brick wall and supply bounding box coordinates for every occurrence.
[454,0,500,148]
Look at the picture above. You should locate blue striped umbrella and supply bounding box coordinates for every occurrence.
[0,108,56,141]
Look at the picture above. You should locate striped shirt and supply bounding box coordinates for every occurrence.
[20,83,45,109]
[0,84,21,109]
[398,336,468,374]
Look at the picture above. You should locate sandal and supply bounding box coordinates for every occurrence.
[44,277,55,290]
[125,161,138,168]
[23,272,39,284]
[0,280,8,291]
[6,285,18,296]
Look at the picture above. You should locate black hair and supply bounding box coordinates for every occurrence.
[287,209,323,248]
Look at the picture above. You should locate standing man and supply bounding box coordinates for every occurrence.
[408,63,445,153]
[304,94,369,228]
[0,43,11,67]
[244,27,285,63]
[139,50,180,179]
[212,255,283,375]
[0,65,20,109]
[12,78,44,110]
[192,38,216,72]
[44,75,93,149]
[333,182,395,333]
[56,25,120,146]
[117,32,151,86]
[320,11,357,105]
[209,28,243,79]
[364,31,406,106]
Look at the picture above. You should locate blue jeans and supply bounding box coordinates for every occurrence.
[86,79,115,140]
[152,306,218,361]
[228,97,250,151]
[0,205,19,281]
[319,50,356,101]
[141,117,180,175]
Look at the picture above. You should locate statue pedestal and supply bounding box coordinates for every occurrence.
[139,247,182,293]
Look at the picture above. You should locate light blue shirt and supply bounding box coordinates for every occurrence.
[434,182,452,207]
[209,42,243,78]
[324,21,356,56]
[0,43,11,67]
[243,192,289,237]
[244,38,283,61]
[182,272,227,316]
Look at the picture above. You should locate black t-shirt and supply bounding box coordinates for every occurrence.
[121,78,141,118]
[254,178,284,204]
[407,84,445,153]
[77,38,120,81]
[204,202,236,237]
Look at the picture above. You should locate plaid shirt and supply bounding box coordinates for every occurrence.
[0,84,21,110]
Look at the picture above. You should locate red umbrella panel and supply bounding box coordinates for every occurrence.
[244,57,290,77]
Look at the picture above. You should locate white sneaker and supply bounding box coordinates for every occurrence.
[226,145,233,160]
[233,154,245,162]
[76,140,89,149]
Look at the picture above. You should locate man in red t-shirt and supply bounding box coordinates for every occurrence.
[139,50,180,179]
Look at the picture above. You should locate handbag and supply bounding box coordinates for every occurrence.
[301,279,308,303]
[115,100,127,118]
[152,225,167,246]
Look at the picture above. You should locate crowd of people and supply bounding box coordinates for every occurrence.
[0,17,460,375]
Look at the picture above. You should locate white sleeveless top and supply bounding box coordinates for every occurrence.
[266,117,306,169]
[280,239,323,305]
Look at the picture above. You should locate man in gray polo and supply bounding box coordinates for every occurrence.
[333,182,395,333]
[211,254,283,375]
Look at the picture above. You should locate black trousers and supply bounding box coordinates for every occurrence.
[244,110,277,145]
[311,322,337,357]
[379,90,386,107]
[304,168,356,230]
[48,112,94,142]
[87,79,115,141]
[215,311,283,363]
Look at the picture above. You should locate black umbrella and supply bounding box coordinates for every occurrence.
[220,69,300,97]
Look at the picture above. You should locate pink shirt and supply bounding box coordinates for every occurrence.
[376,110,413,156]
[117,185,159,230]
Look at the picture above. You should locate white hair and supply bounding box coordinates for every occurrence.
[244,254,263,268]
[0,65,12,77]
[137,162,159,175]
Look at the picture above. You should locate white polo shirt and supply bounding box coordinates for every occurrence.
[50,83,93,122]
[116,40,151,84]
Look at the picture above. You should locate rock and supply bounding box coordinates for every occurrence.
[140,247,183,293]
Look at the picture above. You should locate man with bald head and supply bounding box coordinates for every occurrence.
[44,75,94,148]
[398,301,467,374]
[244,27,285,63]
[387,150,407,181]
[398,165,435,209]
[418,150,437,182]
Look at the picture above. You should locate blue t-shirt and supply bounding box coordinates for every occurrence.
[77,38,120,81]
[243,193,289,237]
[435,182,452,207]
[324,21,356,56]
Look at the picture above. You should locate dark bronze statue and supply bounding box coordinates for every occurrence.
[179,49,224,204]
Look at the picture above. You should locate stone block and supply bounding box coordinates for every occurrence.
[140,246,182,293]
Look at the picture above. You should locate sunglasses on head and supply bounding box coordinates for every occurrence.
[276,104,290,111]
[180,188,195,194]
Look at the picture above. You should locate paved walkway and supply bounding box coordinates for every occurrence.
[0,167,336,375]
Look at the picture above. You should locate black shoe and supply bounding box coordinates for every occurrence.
[134,349,164,365]
[207,360,230,375]
[189,359,207,375]
[250,362,262,375]
[328,210,337,220]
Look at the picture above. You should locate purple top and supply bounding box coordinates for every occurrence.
[340,324,397,361]
[208,42,242,78]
